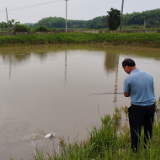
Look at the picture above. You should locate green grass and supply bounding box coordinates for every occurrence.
[0,33,160,47]
[32,104,160,160]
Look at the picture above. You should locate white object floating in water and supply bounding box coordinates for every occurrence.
[45,133,56,139]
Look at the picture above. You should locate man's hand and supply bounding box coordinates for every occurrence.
[124,92,130,97]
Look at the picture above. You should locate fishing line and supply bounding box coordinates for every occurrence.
[89,93,123,96]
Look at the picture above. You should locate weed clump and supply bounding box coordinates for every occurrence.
[113,106,122,126]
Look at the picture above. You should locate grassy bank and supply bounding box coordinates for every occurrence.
[0,33,160,48]
[31,105,160,160]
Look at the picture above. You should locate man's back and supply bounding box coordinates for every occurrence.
[123,68,155,106]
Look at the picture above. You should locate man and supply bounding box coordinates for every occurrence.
[122,58,155,151]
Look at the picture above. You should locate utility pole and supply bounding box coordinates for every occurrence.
[65,0,68,33]
[5,7,9,31]
[144,19,145,29]
[120,0,124,31]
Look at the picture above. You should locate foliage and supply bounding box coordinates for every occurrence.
[13,24,30,32]
[123,9,160,28]
[34,24,48,32]
[113,106,122,126]
[69,19,87,28]
[2,9,159,32]
[28,16,107,29]
[0,19,20,31]
[23,9,160,30]
[34,17,66,29]
[107,8,121,30]
[85,16,107,29]
[0,33,160,48]
[24,23,34,29]
[33,17,87,29]
[0,22,8,31]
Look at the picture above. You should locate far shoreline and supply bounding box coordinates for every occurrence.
[0,32,160,48]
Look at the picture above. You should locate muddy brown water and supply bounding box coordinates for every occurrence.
[0,44,160,159]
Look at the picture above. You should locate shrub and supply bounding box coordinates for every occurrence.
[13,24,30,32]
[34,25,48,32]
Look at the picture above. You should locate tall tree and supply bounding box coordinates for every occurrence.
[107,8,120,30]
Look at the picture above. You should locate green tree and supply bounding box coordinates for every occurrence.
[34,17,66,29]
[0,22,7,31]
[0,20,15,31]
[107,8,120,30]
[8,19,15,31]
[123,9,160,27]
[34,24,48,32]
[13,24,30,32]
[85,16,107,29]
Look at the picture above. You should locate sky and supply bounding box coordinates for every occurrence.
[0,0,160,23]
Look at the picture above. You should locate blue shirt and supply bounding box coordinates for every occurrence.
[123,69,155,106]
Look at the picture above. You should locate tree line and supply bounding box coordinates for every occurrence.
[27,8,160,29]
[26,16,107,29]
[0,8,160,31]
[123,9,160,28]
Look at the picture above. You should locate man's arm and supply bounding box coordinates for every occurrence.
[123,78,130,97]
[124,92,130,97]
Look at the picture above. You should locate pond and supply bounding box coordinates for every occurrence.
[0,44,160,159]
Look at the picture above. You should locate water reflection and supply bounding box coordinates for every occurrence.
[1,51,31,64]
[32,50,48,62]
[1,45,160,65]
[0,48,50,79]
[0,52,31,79]
[104,51,120,103]
[65,51,68,86]
[9,54,12,79]
[113,61,119,103]
[0,47,51,65]
[104,52,119,74]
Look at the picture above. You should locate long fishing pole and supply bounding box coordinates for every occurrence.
[89,93,123,96]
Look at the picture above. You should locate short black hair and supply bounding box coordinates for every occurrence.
[122,58,136,67]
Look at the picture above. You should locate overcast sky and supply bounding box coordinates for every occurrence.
[0,0,160,23]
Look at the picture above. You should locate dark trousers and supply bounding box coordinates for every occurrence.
[128,103,155,151]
